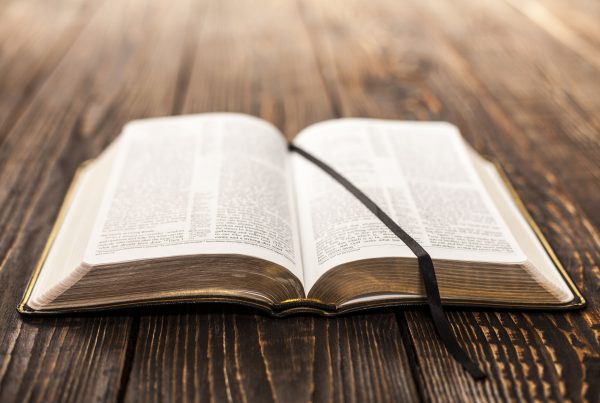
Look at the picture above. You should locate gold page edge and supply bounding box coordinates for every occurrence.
[17,160,94,314]
[19,157,586,315]
[492,160,586,308]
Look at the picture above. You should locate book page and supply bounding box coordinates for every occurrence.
[291,119,526,292]
[83,114,303,282]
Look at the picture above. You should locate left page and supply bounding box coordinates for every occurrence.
[83,114,304,283]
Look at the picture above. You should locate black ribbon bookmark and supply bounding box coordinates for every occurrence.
[289,143,487,380]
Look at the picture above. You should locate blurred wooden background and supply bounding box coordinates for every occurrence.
[0,0,599,401]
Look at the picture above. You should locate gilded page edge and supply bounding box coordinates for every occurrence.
[18,156,586,315]
[17,160,94,314]
[491,160,586,308]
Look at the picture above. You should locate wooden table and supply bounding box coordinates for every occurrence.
[1,0,599,401]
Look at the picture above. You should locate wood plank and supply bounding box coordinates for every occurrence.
[507,0,600,66]
[0,1,195,401]
[436,0,600,226]
[0,0,98,141]
[122,1,420,402]
[401,1,600,400]
[538,0,600,46]
[127,308,418,403]
[300,0,600,401]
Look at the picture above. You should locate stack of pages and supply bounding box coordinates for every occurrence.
[19,114,584,315]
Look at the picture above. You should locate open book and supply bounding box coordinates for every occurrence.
[19,114,584,315]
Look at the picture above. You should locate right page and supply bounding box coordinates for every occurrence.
[290,119,527,293]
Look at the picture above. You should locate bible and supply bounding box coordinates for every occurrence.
[19,113,585,315]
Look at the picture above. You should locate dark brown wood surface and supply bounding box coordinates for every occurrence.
[0,0,598,401]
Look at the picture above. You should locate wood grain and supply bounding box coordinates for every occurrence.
[0,0,598,402]
[1,0,197,401]
[0,0,99,140]
[534,0,600,50]
[125,308,418,403]
[300,0,600,401]
[123,1,419,401]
